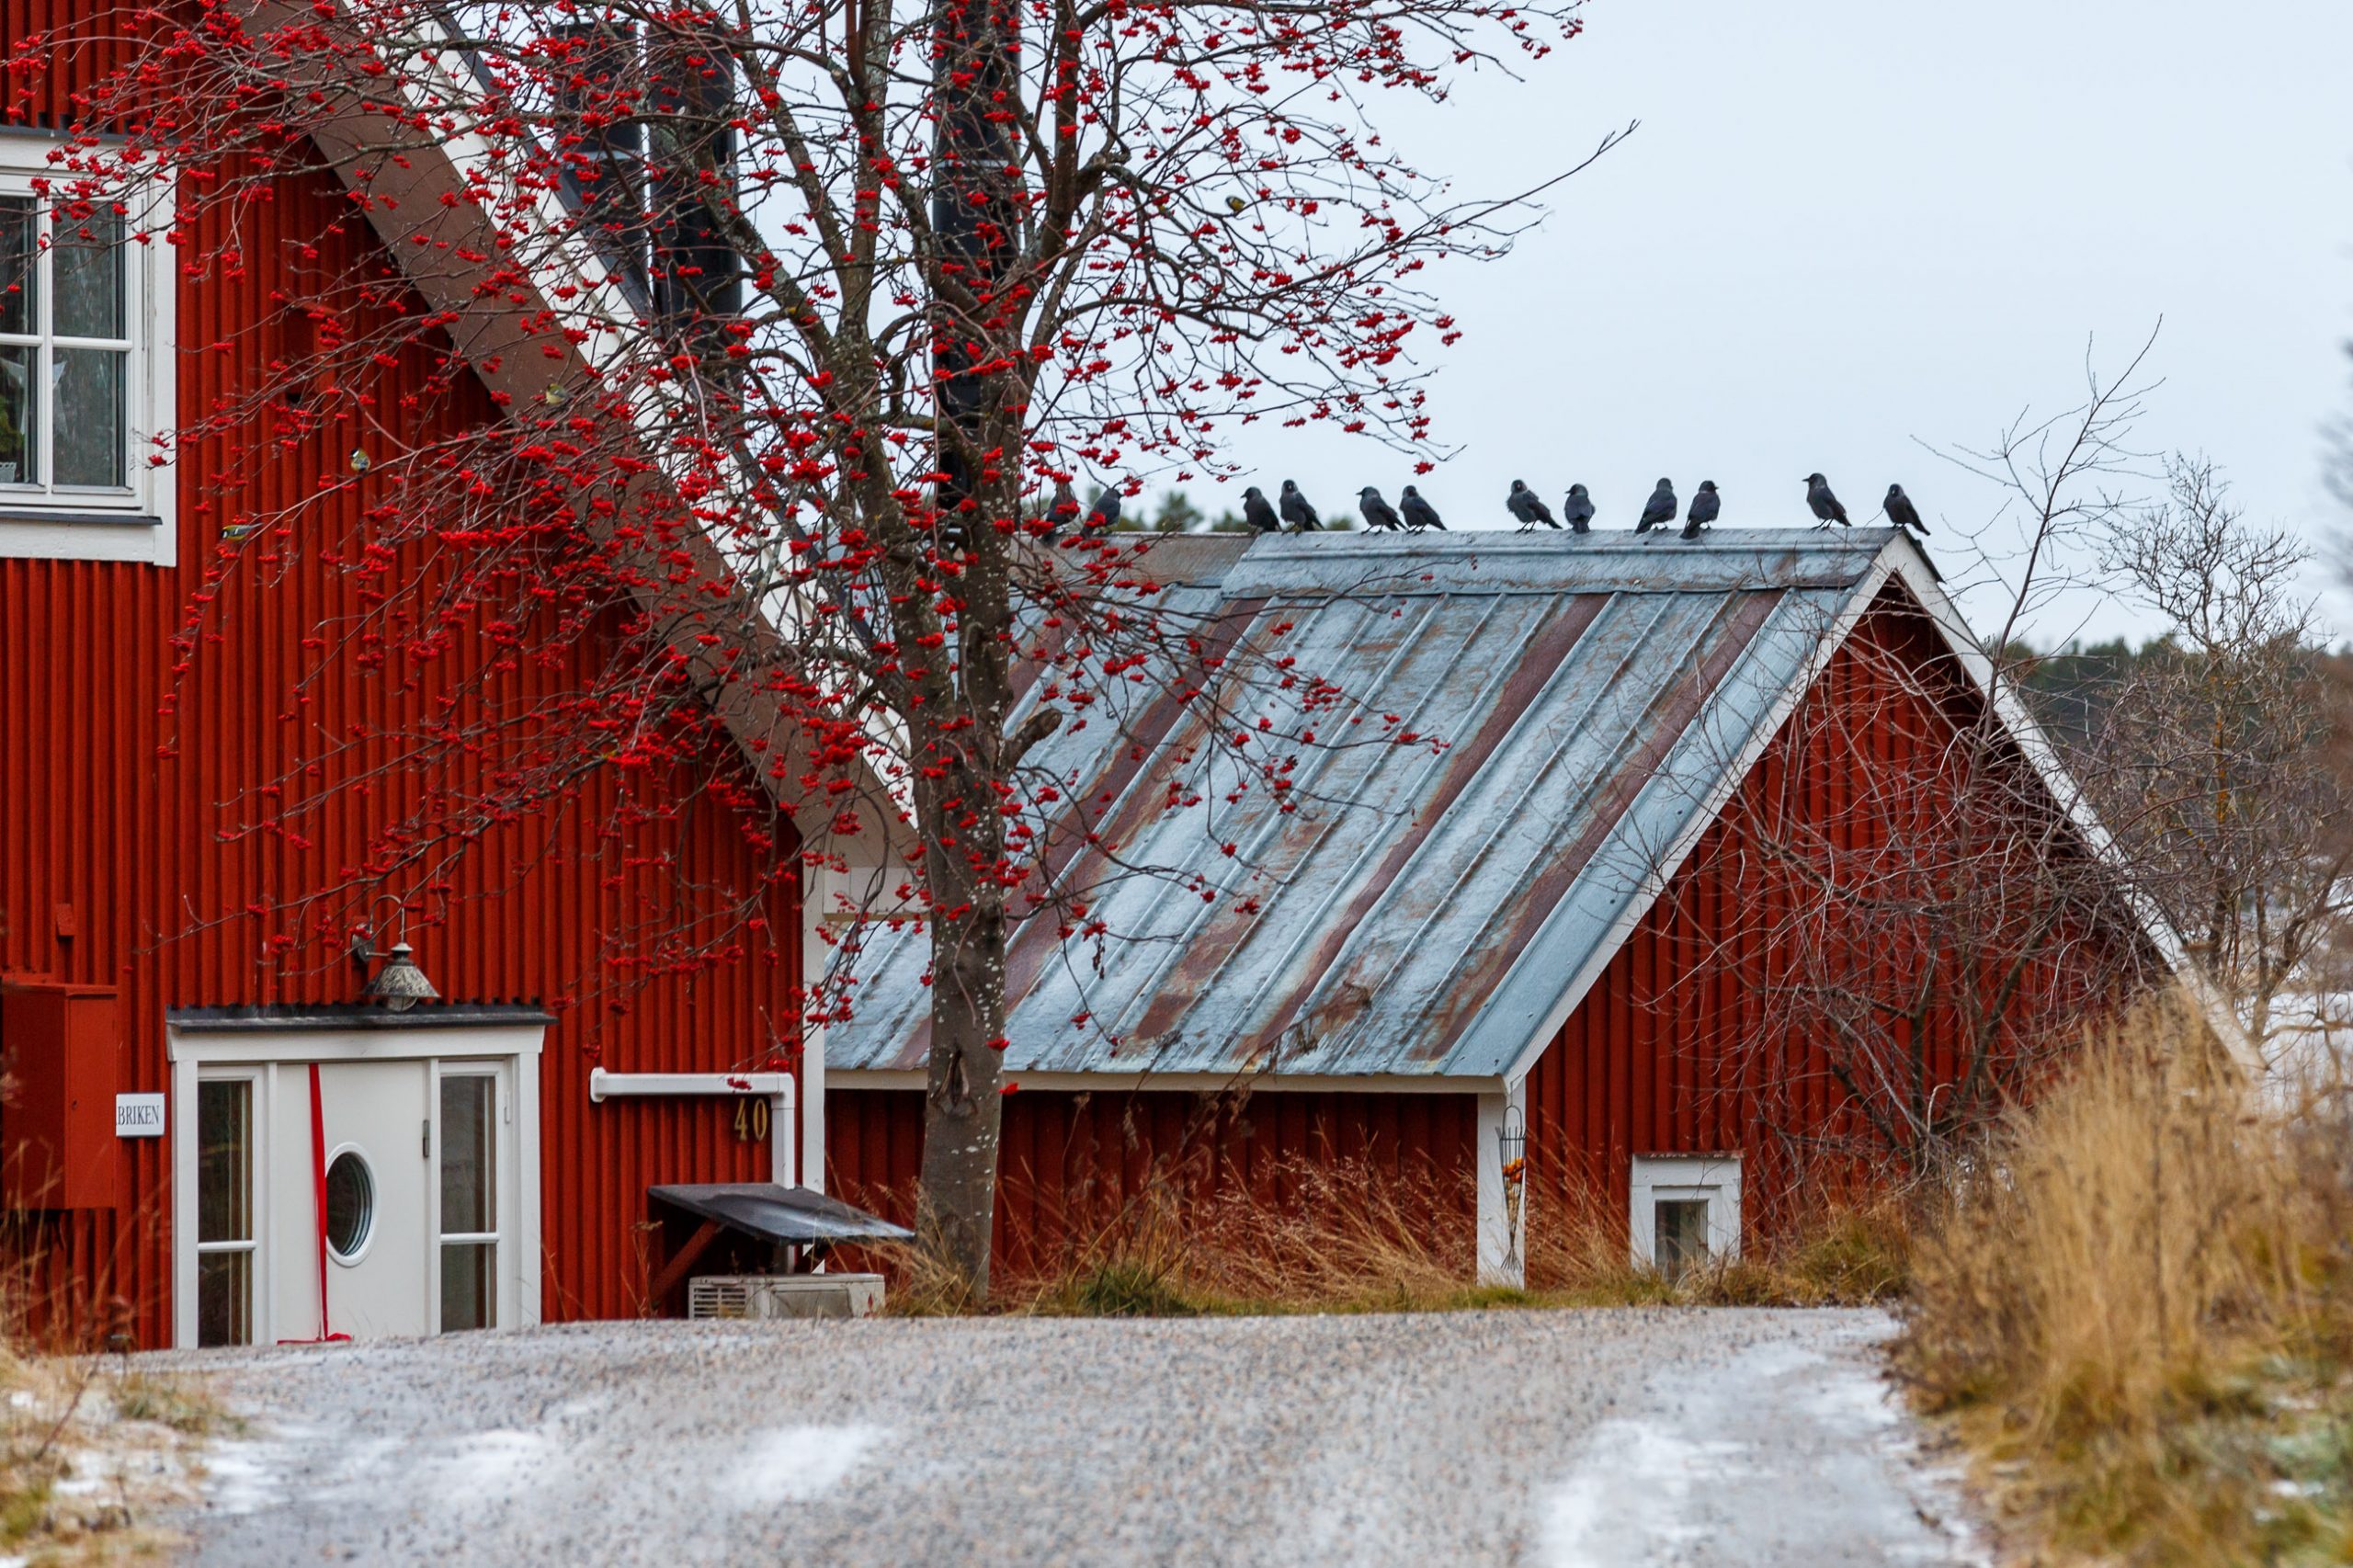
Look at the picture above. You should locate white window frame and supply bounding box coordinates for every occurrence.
[167,1022,543,1349]
[0,131,175,565]
[1630,1153,1743,1268]
[190,1068,266,1347]
[430,1062,510,1333]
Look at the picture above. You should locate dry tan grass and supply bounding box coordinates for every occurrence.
[1898,991,2353,1564]
[873,1153,1912,1318]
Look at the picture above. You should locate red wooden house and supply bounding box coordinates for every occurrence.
[827,531,2214,1281]
[0,0,872,1349]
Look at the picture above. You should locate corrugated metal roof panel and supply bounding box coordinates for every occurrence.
[830,529,1904,1080]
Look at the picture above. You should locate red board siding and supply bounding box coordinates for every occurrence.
[1526,593,2134,1241]
[828,1087,1478,1276]
[0,11,801,1342]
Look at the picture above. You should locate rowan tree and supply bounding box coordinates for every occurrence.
[11,0,1599,1295]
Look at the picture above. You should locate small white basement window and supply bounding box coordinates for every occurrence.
[0,136,174,565]
[1630,1153,1742,1277]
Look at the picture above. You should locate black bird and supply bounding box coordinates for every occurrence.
[1636,478,1676,534]
[1033,479,1080,543]
[1358,485,1405,532]
[1399,484,1446,531]
[1682,480,1720,540]
[1804,472,1850,528]
[1242,485,1281,534]
[1506,479,1558,529]
[1086,488,1121,529]
[1884,483,1929,537]
[1563,483,1595,534]
[1279,479,1322,531]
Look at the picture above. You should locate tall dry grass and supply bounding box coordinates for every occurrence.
[880,1153,1911,1318]
[1899,992,2353,1563]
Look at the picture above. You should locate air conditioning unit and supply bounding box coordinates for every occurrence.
[688,1273,885,1321]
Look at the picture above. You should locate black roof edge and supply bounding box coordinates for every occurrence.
[166,1003,554,1031]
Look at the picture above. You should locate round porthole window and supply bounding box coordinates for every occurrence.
[324,1150,374,1262]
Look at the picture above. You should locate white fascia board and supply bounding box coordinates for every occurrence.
[167,1021,547,1064]
[1878,540,2257,1070]
[1495,550,1899,1087]
[830,1068,1505,1096]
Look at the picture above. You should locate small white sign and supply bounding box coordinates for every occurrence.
[115,1094,165,1138]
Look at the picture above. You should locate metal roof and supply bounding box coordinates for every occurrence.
[830,528,1919,1082]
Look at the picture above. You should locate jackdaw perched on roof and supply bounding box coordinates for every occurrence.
[1033,479,1080,544]
[1086,487,1121,529]
[1682,481,1720,540]
[1399,485,1446,531]
[1884,483,1929,537]
[1506,479,1558,529]
[1636,478,1677,534]
[1358,485,1405,531]
[1279,479,1322,531]
[1242,485,1281,533]
[1804,472,1850,528]
[1563,483,1596,534]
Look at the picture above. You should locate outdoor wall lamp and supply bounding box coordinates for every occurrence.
[1496,1105,1527,1268]
[350,896,440,1012]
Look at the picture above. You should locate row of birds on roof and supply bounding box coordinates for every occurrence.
[1070,474,1930,540]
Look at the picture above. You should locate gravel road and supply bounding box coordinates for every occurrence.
[163,1307,1982,1566]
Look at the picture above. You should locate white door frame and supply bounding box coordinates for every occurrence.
[166,1017,545,1348]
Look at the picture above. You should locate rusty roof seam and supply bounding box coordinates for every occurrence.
[1370,589,1790,1063]
[1095,590,1471,1046]
[1125,590,1555,1056]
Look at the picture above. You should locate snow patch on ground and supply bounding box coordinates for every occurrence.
[1537,1324,1984,1568]
[726,1424,882,1504]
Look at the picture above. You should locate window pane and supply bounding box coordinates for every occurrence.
[441,1241,494,1332]
[197,1080,251,1244]
[0,198,33,336]
[324,1150,375,1260]
[51,208,123,339]
[0,345,31,484]
[439,1075,494,1235]
[1654,1199,1711,1279]
[51,348,124,487]
[198,1250,251,1348]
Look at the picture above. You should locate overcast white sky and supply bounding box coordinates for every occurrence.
[1198,0,2353,647]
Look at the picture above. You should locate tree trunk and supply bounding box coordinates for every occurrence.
[917,875,1009,1301]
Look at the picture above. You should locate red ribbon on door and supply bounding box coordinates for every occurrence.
[276,1062,350,1345]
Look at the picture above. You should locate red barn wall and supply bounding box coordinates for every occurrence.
[828,1086,1478,1278]
[0,9,801,1341]
[1526,593,2136,1242]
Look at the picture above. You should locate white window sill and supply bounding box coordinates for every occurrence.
[0,509,174,564]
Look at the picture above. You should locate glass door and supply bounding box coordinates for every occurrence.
[194,1074,256,1347]
[437,1070,502,1331]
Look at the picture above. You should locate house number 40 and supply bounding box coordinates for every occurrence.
[733,1097,771,1143]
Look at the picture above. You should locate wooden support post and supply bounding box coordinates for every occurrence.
[645,1218,725,1312]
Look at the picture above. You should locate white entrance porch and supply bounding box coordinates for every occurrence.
[165,1006,545,1349]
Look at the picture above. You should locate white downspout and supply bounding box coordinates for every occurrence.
[587,1069,795,1187]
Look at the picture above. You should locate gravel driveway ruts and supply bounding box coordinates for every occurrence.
[163,1307,1983,1566]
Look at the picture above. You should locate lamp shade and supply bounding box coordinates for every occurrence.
[363,941,439,1012]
